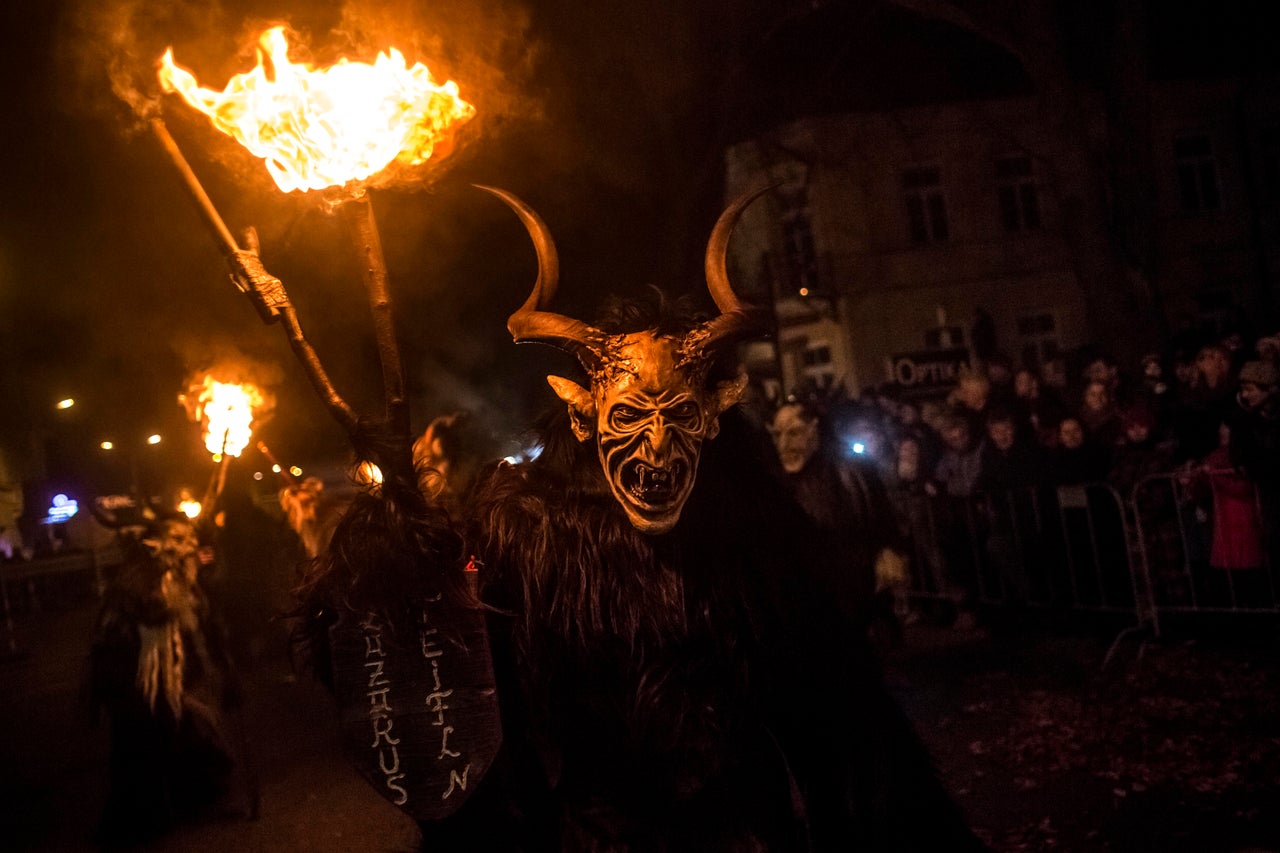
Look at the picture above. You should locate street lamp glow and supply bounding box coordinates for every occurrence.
[289,466,302,477]
[56,398,75,410]
[100,441,114,450]
[146,434,162,445]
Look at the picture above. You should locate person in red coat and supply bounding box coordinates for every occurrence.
[1194,421,1268,607]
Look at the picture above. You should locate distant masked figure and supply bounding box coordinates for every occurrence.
[770,402,905,631]
[88,502,239,844]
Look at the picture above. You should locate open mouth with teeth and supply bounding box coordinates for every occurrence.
[620,459,688,507]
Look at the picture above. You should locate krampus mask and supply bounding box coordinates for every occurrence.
[480,186,769,533]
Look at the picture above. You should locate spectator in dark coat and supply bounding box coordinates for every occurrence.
[1230,360,1280,487]
[1130,353,1174,428]
[932,414,986,625]
[977,409,1046,493]
[1108,404,1174,497]
[1229,360,1280,570]
[976,409,1047,606]
[1050,417,1110,485]
[949,373,991,440]
[895,400,942,477]
[886,436,945,602]
[1171,344,1237,461]
[1109,404,1185,604]
[985,353,1018,412]
[1013,368,1068,446]
[934,414,985,498]
[1079,380,1123,448]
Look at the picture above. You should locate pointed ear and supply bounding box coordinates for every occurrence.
[547,375,596,442]
[705,373,749,441]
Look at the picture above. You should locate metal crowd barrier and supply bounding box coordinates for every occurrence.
[890,468,1277,640]
[1129,468,1277,635]
[893,482,1141,612]
[0,543,121,656]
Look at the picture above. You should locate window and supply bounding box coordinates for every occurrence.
[1017,311,1059,367]
[1174,133,1222,212]
[801,344,832,367]
[996,156,1042,232]
[901,166,949,244]
[799,342,836,387]
[779,184,821,296]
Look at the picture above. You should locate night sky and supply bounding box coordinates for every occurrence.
[0,0,1262,502]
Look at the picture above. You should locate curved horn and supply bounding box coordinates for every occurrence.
[696,185,775,351]
[704,184,775,314]
[474,185,604,358]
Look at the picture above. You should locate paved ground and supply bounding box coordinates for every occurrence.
[2,582,1278,852]
[0,587,420,853]
[883,613,1280,852]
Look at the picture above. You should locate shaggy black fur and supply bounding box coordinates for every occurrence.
[442,403,985,851]
[429,291,984,850]
[299,293,984,850]
[292,416,472,689]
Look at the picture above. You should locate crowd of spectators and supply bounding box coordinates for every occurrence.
[771,327,1280,621]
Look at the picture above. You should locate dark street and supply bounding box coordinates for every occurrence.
[3,577,1278,852]
[0,584,419,853]
[2,2,1279,849]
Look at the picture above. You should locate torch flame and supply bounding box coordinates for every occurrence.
[191,377,264,459]
[157,27,476,193]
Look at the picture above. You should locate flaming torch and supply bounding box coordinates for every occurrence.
[157,27,474,195]
[152,27,475,446]
[180,375,267,519]
[143,29,497,817]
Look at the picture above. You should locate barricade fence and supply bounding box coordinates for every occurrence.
[1130,469,1276,632]
[888,468,1277,636]
[0,543,119,655]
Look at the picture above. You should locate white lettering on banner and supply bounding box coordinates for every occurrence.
[361,614,408,806]
[890,352,967,388]
[419,592,470,799]
[443,765,472,800]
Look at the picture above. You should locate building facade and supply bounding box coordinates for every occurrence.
[726,77,1280,403]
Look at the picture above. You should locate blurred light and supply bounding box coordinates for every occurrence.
[289,466,302,477]
[253,471,264,481]
[798,287,809,297]
[44,493,79,523]
[356,461,384,486]
[504,444,545,465]
[56,398,75,410]
[272,464,282,474]
[179,499,202,519]
[850,441,866,455]
[147,434,162,445]
[213,452,224,463]
[100,441,114,451]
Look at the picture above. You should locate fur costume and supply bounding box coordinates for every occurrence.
[413,294,984,851]
[88,508,238,843]
[294,187,982,850]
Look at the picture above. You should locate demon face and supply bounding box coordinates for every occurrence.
[549,332,746,534]
[479,183,769,534]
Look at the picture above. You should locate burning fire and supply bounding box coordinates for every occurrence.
[157,27,475,193]
[178,490,203,519]
[184,376,265,459]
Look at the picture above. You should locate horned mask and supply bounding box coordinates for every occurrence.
[480,185,770,534]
